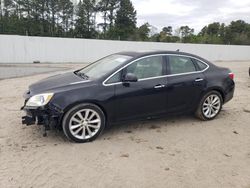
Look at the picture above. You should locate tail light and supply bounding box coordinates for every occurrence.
[229,72,234,80]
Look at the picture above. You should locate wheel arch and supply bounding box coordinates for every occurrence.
[203,87,225,103]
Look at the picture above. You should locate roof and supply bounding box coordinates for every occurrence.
[117,50,210,63]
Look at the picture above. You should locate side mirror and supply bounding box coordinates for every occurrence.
[123,73,138,82]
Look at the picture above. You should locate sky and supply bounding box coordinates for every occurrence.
[132,0,250,33]
[71,0,250,34]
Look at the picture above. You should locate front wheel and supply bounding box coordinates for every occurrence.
[62,103,105,143]
[195,91,223,121]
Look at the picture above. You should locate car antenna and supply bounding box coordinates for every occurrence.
[176,49,180,52]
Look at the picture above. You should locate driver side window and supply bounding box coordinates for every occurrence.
[125,56,164,80]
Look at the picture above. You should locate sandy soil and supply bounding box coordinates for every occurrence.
[0,62,250,188]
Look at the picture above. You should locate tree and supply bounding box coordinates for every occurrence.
[48,0,59,36]
[206,22,220,36]
[0,0,3,19]
[162,26,172,36]
[227,20,250,45]
[97,0,109,34]
[107,0,119,28]
[113,0,136,40]
[3,0,14,17]
[0,0,3,32]
[75,0,87,37]
[150,33,160,42]
[1,0,16,33]
[179,26,194,38]
[58,0,74,36]
[178,26,194,43]
[1,1,250,45]
[157,26,173,42]
[136,23,150,41]
[75,0,97,38]
[98,0,119,38]
[199,22,224,44]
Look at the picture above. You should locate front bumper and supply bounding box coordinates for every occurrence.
[21,103,63,132]
[22,115,35,125]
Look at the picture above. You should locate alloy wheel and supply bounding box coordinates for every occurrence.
[202,94,221,119]
[69,109,101,140]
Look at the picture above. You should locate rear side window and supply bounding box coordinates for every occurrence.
[192,58,208,71]
[168,56,196,74]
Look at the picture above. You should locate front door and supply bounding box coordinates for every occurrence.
[114,55,168,121]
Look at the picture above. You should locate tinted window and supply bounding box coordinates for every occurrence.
[168,56,196,74]
[192,58,208,70]
[125,56,163,79]
[106,71,122,84]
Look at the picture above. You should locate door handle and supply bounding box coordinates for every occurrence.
[195,78,204,82]
[154,84,165,89]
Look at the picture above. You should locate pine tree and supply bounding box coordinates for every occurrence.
[58,0,74,35]
[0,0,2,19]
[75,0,97,38]
[48,0,59,36]
[113,0,136,40]
[3,0,14,17]
[98,0,119,38]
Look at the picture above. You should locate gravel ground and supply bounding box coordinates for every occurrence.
[0,61,250,188]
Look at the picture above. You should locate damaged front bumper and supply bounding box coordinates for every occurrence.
[21,103,63,136]
[22,112,35,125]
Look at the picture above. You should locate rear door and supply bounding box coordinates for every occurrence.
[166,55,207,113]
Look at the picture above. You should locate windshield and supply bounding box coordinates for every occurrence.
[76,54,132,79]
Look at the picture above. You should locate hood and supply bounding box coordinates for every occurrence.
[29,72,90,95]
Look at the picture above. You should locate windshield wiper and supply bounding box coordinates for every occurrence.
[74,71,89,80]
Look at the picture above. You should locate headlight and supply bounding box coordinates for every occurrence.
[26,93,54,107]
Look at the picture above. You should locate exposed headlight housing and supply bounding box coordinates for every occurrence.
[26,93,54,107]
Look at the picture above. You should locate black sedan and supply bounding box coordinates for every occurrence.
[22,51,235,143]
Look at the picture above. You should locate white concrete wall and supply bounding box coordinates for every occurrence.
[0,34,250,63]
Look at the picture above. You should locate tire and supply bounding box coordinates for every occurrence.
[195,91,223,121]
[62,103,105,143]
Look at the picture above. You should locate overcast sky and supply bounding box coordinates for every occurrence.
[132,0,250,33]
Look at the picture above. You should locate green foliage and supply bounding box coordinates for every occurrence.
[75,0,98,38]
[156,26,181,42]
[136,23,150,41]
[0,0,250,45]
[113,0,137,40]
[0,0,74,36]
[97,0,119,37]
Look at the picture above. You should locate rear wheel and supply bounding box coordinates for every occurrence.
[62,103,105,143]
[195,91,223,121]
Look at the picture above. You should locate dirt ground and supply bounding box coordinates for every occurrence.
[0,61,250,188]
